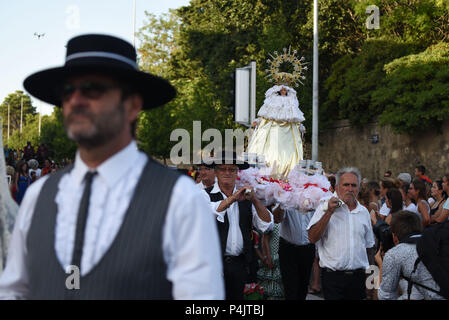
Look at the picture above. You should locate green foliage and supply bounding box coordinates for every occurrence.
[1,91,36,143]
[39,108,77,162]
[354,0,449,46]
[4,107,76,163]
[375,42,449,134]
[324,39,419,127]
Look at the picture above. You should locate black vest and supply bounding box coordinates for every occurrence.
[26,158,179,300]
[208,191,253,265]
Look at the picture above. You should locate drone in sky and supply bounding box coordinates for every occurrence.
[34,32,45,40]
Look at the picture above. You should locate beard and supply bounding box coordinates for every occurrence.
[63,101,126,149]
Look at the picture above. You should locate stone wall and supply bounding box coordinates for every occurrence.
[315,119,449,181]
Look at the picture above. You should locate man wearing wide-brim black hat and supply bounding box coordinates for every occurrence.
[0,34,224,300]
[202,151,274,300]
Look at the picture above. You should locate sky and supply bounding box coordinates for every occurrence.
[0,0,191,115]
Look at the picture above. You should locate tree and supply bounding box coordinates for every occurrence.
[324,39,419,128]
[375,42,449,134]
[1,91,36,144]
[39,108,77,162]
[5,107,76,163]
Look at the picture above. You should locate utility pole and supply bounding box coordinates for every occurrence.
[312,0,319,161]
[20,96,23,134]
[38,103,41,137]
[6,102,10,143]
[133,0,136,47]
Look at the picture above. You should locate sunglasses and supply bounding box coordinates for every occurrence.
[61,82,119,101]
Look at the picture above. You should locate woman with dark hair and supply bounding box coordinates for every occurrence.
[408,179,431,227]
[384,188,403,225]
[431,174,449,224]
[379,178,401,219]
[400,182,416,212]
[14,160,31,205]
[429,180,446,216]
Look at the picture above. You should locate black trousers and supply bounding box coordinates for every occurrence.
[278,237,316,300]
[223,255,248,300]
[321,268,367,300]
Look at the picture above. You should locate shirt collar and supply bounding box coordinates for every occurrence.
[72,141,140,188]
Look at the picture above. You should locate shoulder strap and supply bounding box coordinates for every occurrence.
[404,255,442,299]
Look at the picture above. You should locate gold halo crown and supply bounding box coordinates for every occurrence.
[264,47,308,87]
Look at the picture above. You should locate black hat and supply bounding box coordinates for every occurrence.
[23,34,176,109]
[210,151,249,170]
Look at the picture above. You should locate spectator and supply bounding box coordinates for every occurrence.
[307,167,375,300]
[369,190,402,257]
[36,143,49,167]
[41,159,52,176]
[431,174,449,224]
[384,170,392,178]
[27,159,41,179]
[377,210,444,300]
[409,179,431,227]
[379,178,401,219]
[397,172,412,186]
[429,180,447,217]
[23,141,35,161]
[384,188,404,225]
[415,165,432,186]
[400,182,417,212]
[14,160,31,205]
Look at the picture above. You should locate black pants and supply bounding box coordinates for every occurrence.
[223,255,248,300]
[278,237,316,300]
[321,268,367,300]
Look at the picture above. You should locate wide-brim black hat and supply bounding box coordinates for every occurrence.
[210,151,249,170]
[23,34,176,109]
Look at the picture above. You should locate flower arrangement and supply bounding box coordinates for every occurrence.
[243,283,264,300]
[236,164,332,212]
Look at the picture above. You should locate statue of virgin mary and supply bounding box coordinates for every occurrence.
[247,48,307,179]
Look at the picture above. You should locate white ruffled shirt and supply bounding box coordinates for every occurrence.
[0,141,224,300]
[257,85,305,123]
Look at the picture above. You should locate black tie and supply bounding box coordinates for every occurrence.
[71,170,97,271]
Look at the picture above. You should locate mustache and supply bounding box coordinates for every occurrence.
[65,109,96,123]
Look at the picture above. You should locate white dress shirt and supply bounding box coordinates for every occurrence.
[0,141,224,300]
[202,183,273,256]
[279,208,314,246]
[307,192,375,271]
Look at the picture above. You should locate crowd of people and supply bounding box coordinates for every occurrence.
[4,141,72,205]
[191,161,448,300]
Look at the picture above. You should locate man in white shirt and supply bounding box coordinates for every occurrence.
[308,167,375,300]
[203,151,273,299]
[0,34,224,300]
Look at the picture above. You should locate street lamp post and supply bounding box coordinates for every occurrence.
[20,96,23,134]
[5,102,10,143]
[312,0,319,161]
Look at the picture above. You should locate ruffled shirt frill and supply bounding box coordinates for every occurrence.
[257,85,305,123]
